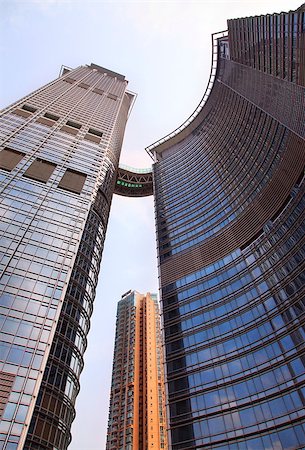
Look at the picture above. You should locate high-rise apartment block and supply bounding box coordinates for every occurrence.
[148,4,305,449]
[0,3,304,450]
[106,291,167,450]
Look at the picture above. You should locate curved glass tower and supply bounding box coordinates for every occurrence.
[150,5,305,450]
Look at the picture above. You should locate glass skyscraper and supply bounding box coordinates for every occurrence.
[0,64,136,450]
[148,5,305,449]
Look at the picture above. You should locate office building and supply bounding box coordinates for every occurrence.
[147,4,305,449]
[0,64,137,450]
[106,291,167,450]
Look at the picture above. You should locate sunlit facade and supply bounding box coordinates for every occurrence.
[0,64,134,450]
[106,291,167,450]
[149,5,305,449]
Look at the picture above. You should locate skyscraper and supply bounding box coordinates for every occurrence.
[148,5,305,449]
[106,291,167,450]
[0,64,136,450]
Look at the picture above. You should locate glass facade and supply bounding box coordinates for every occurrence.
[228,6,305,85]
[0,64,134,449]
[152,5,305,450]
[160,196,304,449]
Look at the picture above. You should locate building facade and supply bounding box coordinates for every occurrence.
[106,291,167,450]
[148,5,305,450]
[0,64,135,450]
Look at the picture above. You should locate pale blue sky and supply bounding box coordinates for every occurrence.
[1,0,301,448]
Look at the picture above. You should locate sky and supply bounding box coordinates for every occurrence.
[0,0,302,448]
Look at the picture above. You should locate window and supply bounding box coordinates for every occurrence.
[0,148,25,171]
[23,158,56,183]
[58,169,86,194]
[93,87,104,95]
[64,77,75,84]
[37,112,60,127]
[88,128,102,137]
[61,120,82,135]
[66,120,81,129]
[0,371,15,415]
[22,104,37,113]
[44,112,59,121]
[12,108,32,118]
[107,93,117,101]
[79,82,90,90]
[84,128,103,144]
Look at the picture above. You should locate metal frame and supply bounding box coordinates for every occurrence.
[114,165,153,197]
